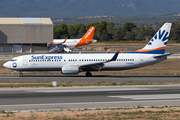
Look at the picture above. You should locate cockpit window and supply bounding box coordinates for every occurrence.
[10,59,17,61]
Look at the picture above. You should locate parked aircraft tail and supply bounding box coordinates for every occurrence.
[130,23,172,54]
[75,26,96,47]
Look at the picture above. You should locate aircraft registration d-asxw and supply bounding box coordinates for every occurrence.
[3,23,172,77]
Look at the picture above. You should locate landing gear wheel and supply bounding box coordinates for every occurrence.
[86,72,92,77]
[19,73,23,77]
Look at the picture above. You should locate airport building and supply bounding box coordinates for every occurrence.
[0,18,53,52]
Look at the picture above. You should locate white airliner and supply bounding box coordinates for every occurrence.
[3,23,172,77]
[47,26,97,52]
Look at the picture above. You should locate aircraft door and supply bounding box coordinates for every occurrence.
[23,57,28,66]
[139,56,144,65]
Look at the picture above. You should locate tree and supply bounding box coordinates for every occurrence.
[67,24,80,39]
[86,22,99,29]
[77,24,86,38]
[53,27,64,39]
[107,22,115,40]
[123,22,136,31]
[170,20,180,42]
[144,26,156,40]
[124,31,135,40]
[112,28,126,41]
[95,21,108,41]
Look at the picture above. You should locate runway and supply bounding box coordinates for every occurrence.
[1,85,180,111]
[0,74,180,83]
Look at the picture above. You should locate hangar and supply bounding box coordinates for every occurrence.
[0,18,53,52]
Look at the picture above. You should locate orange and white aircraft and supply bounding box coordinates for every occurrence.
[47,26,97,52]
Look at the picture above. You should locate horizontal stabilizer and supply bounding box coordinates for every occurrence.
[154,53,173,58]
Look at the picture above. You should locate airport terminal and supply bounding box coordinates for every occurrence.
[0,18,53,52]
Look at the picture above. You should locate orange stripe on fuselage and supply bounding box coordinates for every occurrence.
[135,46,166,52]
[75,26,95,48]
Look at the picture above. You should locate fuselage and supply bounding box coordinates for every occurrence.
[3,53,166,72]
[53,39,97,48]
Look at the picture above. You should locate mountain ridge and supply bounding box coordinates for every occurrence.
[0,0,180,18]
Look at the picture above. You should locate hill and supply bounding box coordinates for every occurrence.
[0,0,180,18]
[52,14,180,28]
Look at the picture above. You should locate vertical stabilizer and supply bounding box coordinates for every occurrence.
[75,26,96,47]
[130,23,172,54]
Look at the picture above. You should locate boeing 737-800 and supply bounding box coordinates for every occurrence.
[3,23,172,77]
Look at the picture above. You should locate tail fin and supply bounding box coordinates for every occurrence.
[75,26,96,47]
[130,23,172,54]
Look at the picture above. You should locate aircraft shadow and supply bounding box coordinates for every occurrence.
[16,74,180,78]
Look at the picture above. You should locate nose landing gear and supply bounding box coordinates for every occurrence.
[19,73,23,77]
[14,70,23,77]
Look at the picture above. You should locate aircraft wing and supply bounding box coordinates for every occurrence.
[78,49,120,71]
[154,53,173,58]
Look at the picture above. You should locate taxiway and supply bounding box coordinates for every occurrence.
[0,85,180,111]
[0,74,179,83]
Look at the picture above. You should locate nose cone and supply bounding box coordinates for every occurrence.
[3,62,8,68]
[3,62,13,69]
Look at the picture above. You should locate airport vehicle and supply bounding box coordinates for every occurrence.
[3,23,172,77]
[47,26,97,53]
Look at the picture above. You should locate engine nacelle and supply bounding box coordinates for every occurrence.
[61,65,79,74]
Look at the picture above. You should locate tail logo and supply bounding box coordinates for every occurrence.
[148,30,169,46]
[85,27,95,39]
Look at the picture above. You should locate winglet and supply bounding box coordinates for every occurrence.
[108,49,120,61]
[106,49,111,54]
[63,38,67,43]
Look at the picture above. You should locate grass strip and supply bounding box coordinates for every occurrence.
[2,106,180,119]
[0,82,179,88]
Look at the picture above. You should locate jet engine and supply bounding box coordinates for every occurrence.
[61,65,79,74]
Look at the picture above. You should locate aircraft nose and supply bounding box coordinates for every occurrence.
[3,62,8,68]
[3,62,10,68]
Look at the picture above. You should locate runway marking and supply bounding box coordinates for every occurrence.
[30,88,157,93]
[108,94,180,100]
[1,99,180,107]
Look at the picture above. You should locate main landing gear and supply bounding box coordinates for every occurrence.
[86,71,92,77]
